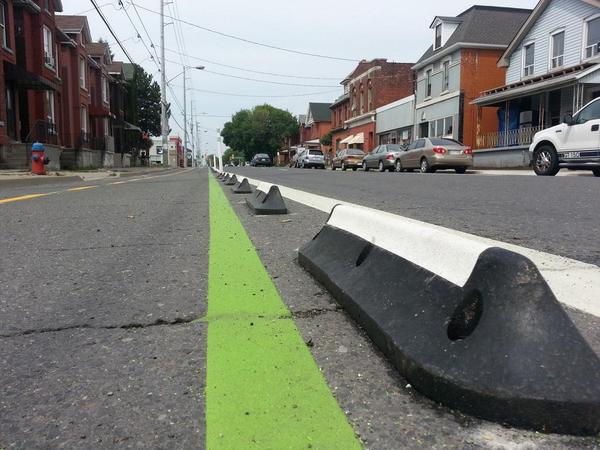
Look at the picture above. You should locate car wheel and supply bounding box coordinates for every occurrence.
[363,161,369,172]
[341,162,347,171]
[420,158,432,173]
[455,167,467,174]
[331,164,336,171]
[352,167,357,171]
[593,168,600,177]
[532,144,559,176]
[378,161,385,172]
[395,159,403,172]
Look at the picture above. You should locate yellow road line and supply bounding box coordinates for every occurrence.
[0,193,52,204]
[67,185,98,192]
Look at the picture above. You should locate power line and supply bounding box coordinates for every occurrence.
[131,2,360,62]
[171,86,340,98]
[160,46,341,80]
[129,1,162,65]
[89,0,134,63]
[116,1,160,70]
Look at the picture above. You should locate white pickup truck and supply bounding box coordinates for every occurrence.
[529,97,600,177]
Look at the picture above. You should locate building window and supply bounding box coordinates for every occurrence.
[79,57,86,89]
[101,76,109,103]
[550,31,564,69]
[44,0,50,12]
[43,26,54,68]
[45,91,55,124]
[442,60,450,91]
[434,24,442,49]
[427,116,453,138]
[367,85,373,111]
[0,2,9,49]
[80,105,88,133]
[426,69,432,97]
[585,15,600,59]
[523,42,535,77]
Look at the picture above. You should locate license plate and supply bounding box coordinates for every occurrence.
[564,152,580,159]
[450,150,462,155]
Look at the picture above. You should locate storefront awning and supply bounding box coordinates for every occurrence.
[339,135,355,144]
[349,133,364,145]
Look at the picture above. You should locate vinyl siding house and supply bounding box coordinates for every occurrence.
[473,0,600,164]
[413,6,532,149]
[376,95,415,145]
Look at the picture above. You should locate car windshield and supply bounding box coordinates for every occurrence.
[348,150,364,156]
[429,138,462,146]
[309,150,323,156]
[386,145,402,152]
[256,154,269,158]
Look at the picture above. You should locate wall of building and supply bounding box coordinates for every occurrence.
[376,95,415,134]
[415,50,461,105]
[506,0,599,83]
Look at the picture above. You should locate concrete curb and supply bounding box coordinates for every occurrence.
[245,182,287,215]
[298,204,600,435]
[0,175,83,188]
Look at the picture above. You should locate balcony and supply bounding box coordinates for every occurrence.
[25,120,58,145]
[475,126,542,150]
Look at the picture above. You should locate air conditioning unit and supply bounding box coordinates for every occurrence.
[44,53,55,67]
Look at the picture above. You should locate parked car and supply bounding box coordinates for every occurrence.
[290,147,307,168]
[332,149,365,171]
[298,149,325,169]
[399,138,472,173]
[362,144,406,172]
[530,97,600,177]
[250,153,272,167]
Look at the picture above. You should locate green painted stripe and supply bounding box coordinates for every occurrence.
[206,175,362,450]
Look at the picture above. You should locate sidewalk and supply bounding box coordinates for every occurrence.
[0,167,177,187]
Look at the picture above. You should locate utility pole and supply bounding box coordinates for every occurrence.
[160,0,169,166]
[183,65,187,166]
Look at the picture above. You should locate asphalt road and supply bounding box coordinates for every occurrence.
[0,169,208,449]
[1,168,598,449]
[227,166,600,266]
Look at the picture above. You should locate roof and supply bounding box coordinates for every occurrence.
[472,64,600,105]
[107,62,124,76]
[55,15,92,43]
[85,42,109,56]
[330,93,350,109]
[414,5,532,69]
[308,103,332,122]
[499,0,600,67]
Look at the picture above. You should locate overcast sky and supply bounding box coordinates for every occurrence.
[63,0,538,154]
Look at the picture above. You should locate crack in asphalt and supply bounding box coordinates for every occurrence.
[0,316,202,338]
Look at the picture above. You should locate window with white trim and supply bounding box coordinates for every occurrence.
[426,69,432,97]
[550,31,564,69]
[0,2,9,49]
[45,91,55,124]
[80,105,88,133]
[79,57,86,89]
[43,26,54,68]
[442,60,450,91]
[427,116,453,138]
[434,24,442,50]
[585,16,600,59]
[523,42,535,77]
[101,76,109,103]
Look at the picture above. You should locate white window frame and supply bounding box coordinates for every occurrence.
[79,56,86,90]
[101,75,109,103]
[434,23,442,50]
[522,41,535,78]
[0,2,9,50]
[583,13,600,60]
[425,68,432,98]
[549,29,565,70]
[80,105,88,133]
[45,91,55,124]
[43,25,54,69]
[442,59,451,92]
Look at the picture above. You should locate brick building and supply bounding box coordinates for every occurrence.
[299,102,332,150]
[330,59,414,153]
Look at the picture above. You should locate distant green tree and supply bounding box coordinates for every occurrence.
[320,131,333,147]
[221,105,298,161]
[124,64,162,150]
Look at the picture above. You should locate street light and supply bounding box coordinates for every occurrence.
[166,65,204,167]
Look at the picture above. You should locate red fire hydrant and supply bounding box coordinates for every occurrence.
[31,142,50,175]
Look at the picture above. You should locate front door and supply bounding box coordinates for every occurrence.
[563,100,600,152]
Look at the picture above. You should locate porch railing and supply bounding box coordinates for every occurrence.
[475,126,542,150]
[24,120,58,145]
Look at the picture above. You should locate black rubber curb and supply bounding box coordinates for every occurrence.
[232,178,252,194]
[298,224,600,436]
[225,175,238,186]
[246,185,287,215]
[0,175,83,188]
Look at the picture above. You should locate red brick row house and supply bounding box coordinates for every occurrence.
[329,59,414,154]
[0,3,132,169]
